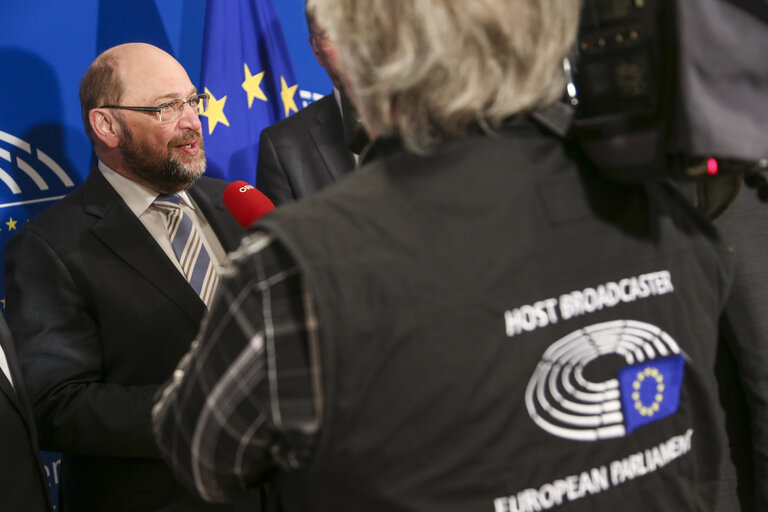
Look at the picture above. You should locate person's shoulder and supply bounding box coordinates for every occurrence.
[262,94,335,136]
[20,184,88,235]
[288,94,335,123]
[4,194,86,262]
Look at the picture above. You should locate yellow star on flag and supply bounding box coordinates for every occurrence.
[5,217,18,230]
[280,76,299,118]
[199,87,230,135]
[242,63,267,108]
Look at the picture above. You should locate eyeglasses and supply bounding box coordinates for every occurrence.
[99,93,209,123]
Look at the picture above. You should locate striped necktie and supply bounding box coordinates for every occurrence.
[153,194,218,306]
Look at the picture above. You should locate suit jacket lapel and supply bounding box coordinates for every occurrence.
[0,317,44,450]
[188,183,242,252]
[0,319,28,417]
[0,368,21,415]
[310,95,356,181]
[82,170,206,326]
[0,317,52,504]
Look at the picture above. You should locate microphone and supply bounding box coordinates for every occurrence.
[222,181,276,229]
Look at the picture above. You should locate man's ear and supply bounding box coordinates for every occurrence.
[89,108,121,149]
[309,35,322,62]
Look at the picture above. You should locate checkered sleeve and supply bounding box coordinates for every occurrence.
[152,231,322,503]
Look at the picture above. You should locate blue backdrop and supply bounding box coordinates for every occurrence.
[0,1,330,507]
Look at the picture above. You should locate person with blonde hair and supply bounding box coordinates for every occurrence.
[154,1,739,510]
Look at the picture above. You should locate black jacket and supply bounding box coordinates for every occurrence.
[257,94,356,206]
[261,117,739,511]
[0,314,52,512]
[4,170,247,511]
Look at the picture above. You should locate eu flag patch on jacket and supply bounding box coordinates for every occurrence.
[618,355,685,434]
[526,319,687,441]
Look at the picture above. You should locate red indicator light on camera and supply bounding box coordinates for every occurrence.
[706,158,719,176]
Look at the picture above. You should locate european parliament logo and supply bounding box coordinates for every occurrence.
[0,129,76,300]
[525,320,685,441]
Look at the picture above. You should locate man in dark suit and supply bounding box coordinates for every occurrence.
[0,315,52,512]
[256,3,363,205]
[3,43,252,511]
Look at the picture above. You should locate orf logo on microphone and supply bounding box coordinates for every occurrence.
[223,180,275,229]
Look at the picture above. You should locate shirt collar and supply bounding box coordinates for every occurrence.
[332,87,342,116]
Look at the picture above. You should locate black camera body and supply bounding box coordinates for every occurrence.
[566,0,768,183]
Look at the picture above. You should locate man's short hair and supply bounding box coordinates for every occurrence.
[310,0,582,153]
[79,53,125,143]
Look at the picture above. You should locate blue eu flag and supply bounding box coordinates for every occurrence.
[199,0,299,184]
[619,355,685,434]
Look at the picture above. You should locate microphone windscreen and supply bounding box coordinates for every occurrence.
[222,181,276,229]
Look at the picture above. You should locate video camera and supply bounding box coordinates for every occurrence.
[541,0,768,212]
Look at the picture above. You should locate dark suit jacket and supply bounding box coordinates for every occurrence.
[3,169,248,512]
[714,184,768,511]
[256,94,356,206]
[0,315,52,512]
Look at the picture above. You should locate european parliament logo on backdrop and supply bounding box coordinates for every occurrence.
[199,0,299,184]
[0,129,76,287]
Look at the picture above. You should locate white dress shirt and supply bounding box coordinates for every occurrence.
[98,161,228,277]
[0,345,13,387]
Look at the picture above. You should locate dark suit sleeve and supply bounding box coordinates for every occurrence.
[714,188,768,509]
[256,128,295,206]
[721,273,768,510]
[0,316,52,512]
[4,228,161,458]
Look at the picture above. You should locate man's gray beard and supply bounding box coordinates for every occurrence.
[118,120,206,193]
[150,152,206,193]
